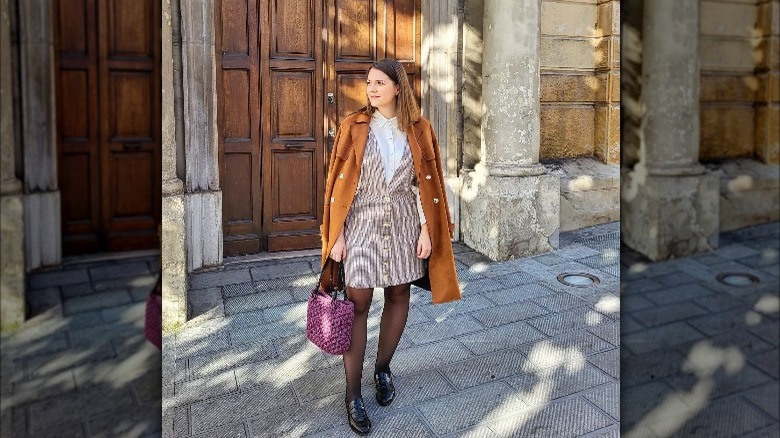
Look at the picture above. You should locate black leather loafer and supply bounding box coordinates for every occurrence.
[374,370,396,406]
[346,395,371,435]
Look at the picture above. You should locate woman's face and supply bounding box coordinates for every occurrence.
[366,68,399,110]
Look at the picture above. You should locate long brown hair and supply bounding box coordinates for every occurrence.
[361,59,420,132]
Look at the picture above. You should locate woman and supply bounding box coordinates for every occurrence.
[321,59,461,435]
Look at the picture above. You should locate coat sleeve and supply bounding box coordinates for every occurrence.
[430,126,454,238]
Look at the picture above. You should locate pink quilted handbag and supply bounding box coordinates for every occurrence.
[306,259,354,355]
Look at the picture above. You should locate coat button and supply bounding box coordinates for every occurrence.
[331,197,335,203]
[339,173,344,179]
[433,198,439,204]
[426,174,431,180]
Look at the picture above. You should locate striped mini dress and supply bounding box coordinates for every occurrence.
[343,130,426,288]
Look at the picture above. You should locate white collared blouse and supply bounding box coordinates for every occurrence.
[368,111,427,225]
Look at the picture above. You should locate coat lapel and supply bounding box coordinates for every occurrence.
[406,120,425,176]
[352,114,371,165]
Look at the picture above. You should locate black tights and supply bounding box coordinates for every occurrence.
[343,283,411,401]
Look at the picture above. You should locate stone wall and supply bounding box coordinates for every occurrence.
[699,0,779,163]
[539,0,620,164]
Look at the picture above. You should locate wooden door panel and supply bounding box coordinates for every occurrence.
[218,0,262,255]
[99,0,160,251]
[56,0,101,254]
[334,0,380,61]
[271,0,315,58]
[272,72,316,139]
[388,0,418,61]
[335,71,368,124]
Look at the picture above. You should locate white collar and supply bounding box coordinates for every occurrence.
[371,110,397,128]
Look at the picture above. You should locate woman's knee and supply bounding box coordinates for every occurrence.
[384,284,410,304]
[348,288,373,315]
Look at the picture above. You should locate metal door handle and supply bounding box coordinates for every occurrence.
[285,142,304,149]
[327,92,334,104]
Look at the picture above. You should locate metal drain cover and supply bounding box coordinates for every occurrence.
[557,272,600,287]
[716,272,760,287]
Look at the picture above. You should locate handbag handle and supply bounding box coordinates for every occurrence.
[319,258,346,298]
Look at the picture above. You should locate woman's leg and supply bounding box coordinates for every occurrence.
[375,283,411,372]
[344,287,373,401]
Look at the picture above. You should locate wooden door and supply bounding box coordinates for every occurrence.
[218,0,420,255]
[56,0,161,255]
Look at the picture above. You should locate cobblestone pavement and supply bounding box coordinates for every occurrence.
[1,252,162,437]
[163,222,621,437]
[621,222,779,437]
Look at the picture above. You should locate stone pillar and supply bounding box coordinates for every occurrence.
[161,0,187,331]
[755,0,779,164]
[621,0,719,260]
[1,0,25,333]
[460,0,560,260]
[18,0,61,270]
[179,0,223,272]
[422,0,461,239]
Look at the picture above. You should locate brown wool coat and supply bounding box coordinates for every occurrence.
[320,112,461,304]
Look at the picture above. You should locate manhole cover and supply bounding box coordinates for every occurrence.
[716,272,760,287]
[557,273,600,287]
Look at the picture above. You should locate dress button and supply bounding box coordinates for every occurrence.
[384,236,390,240]
[433,198,439,204]
[331,197,335,203]
[383,196,390,202]
[383,223,390,227]
[426,174,431,180]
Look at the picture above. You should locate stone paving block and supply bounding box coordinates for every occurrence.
[231,320,302,346]
[620,380,680,429]
[250,261,314,281]
[418,294,496,320]
[29,268,90,289]
[226,310,266,331]
[191,422,247,438]
[517,330,615,365]
[587,323,620,347]
[11,407,26,438]
[72,344,161,389]
[89,261,151,280]
[63,309,105,330]
[247,393,346,437]
[234,351,336,390]
[316,409,436,437]
[186,341,278,380]
[585,426,620,438]
[459,278,507,296]
[693,293,751,312]
[507,362,613,403]
[25,342,116,379]
[526,306,612,338]
[34,421,87,438]
[390,339,475,376]
[61,282,97,298]
[714,243,761,260]
[273,334,342,368]
[671,329,776,359]
[27,384,136,434]
[174,369,238,405]
[556,244,602,260]
[691,251,731,266]
[406,306,432,326]
[454,250,494,267]
[657,395,775,438]
[470,300,550,328]
[63,289,133,315]
[642,283,716,306]
[92,273,157,292]
[99,300,146,323]
[621,350,687,387]
[12,369,76,405]
[484,396,614,438]
[189,269,253,290]
[532,253,570,266]
[491,271,537,288]
[631,302,710,328]
[747,320,780,347]
[70,318,143,349]
[291,364,345,402]
[583,381,619,421]
[417,381,527,435]
[438,348,527,390]
[224,291,296,315]
[12,331,69,358]
[687,307,759,336]
[175,330,231,358]
[748,348,780,379]
[577,252,620,271]
[652,271,701,287]
[621,322,706,355]
[188,383,298,434]
[27,286,63,317]
[532,293,589,313]
[457,321,547,356]
[132,367,163,403]
[362,369,456,417]
[668,362,774,401]
[405,314,484,345]
[173,406,190,437]
[482,283,558,306]
[621,278,665,296]
[743,382,780,421]
[87,403,162,438]
[588,348,619,379]
[621,315,645,335]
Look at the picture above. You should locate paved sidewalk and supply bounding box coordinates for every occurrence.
[163,222,621,437]
[1,253,162,437]
[621,222,779,437]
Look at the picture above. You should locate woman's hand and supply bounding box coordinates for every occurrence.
[330,229,347,262]
[417,223,432,259]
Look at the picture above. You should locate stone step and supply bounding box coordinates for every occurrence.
[710,158,780,232]
[545,158,620,232]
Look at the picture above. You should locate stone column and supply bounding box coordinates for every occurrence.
[1,0,25,333]
[621,0,719,260]
[460,0,560,260]
[179,0,223,272]
[422,0,461,239]
[161,0,187,332]
[18,0,61,270]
